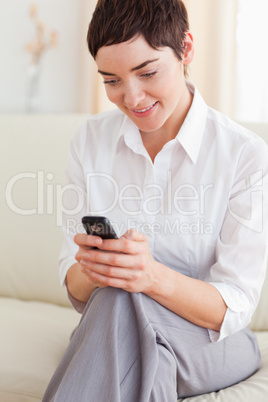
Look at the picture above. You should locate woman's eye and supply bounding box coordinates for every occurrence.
[103,79,119,86]
[141,71,158,79]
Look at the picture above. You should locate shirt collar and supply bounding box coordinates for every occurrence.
[118,81,208,164]
[119,115,151,160]
[176,82,207,164]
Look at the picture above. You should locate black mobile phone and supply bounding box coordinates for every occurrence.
[82,216,118,239]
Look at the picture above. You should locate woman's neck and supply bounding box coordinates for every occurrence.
[140,87,193,163]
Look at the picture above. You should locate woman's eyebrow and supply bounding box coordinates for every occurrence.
[98,58,159,76]
[131,58,159,71]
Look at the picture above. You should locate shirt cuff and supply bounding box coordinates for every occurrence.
[208,282,252,342]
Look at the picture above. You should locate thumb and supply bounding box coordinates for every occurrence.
[122,229,147,242]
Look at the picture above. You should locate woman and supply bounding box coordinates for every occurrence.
[43,0,268,400]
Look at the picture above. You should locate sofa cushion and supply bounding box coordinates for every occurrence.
[1,296,267,402]
[0,114,88,306]
[250,271,268,331]
[178,331,268,401]
[0,297,80,402]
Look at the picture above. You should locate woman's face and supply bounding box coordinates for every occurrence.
[96,35,193,138]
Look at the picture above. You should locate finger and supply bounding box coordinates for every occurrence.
[75,250,83,263]
[122,229,147,242]
[81,260,139,280]
[97,236,145,255]
[82,267,135,290]
[82,248,138,269]
[74,233,103,248]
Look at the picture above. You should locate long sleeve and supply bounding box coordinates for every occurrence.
[207,139,268,342]
[58,122,88,287]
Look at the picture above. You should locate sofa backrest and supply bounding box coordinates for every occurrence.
[0,115,267,325]
[0,114,88,307]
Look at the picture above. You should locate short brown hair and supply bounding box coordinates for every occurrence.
[87,0,189,64]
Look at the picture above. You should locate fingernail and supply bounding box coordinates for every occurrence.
[94,237,103,246]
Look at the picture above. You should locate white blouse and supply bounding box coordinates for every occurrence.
[59,82,268,342]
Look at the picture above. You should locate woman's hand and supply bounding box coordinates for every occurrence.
[74,229,160,294]
[74,230,227,331]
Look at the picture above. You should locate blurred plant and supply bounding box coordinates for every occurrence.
[25,4,58,65]
[25,4,58,112]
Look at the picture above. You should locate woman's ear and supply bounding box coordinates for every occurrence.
[183,31,194,66]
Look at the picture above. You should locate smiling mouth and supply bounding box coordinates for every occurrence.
[133,102,158,113]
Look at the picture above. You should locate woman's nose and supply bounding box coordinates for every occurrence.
[123,83,145,109]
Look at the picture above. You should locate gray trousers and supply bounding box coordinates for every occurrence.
[43,287,260,402]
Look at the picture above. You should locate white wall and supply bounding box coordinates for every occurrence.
[184,0,238,118]
[0,0,95,113]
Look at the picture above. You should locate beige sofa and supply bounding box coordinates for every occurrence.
[0,114,267,401]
